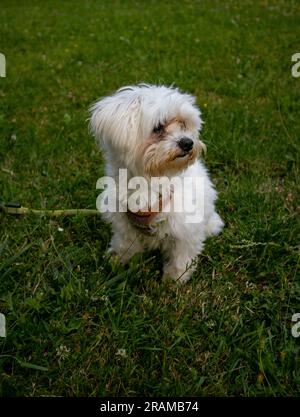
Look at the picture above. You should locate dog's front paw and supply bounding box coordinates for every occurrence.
[162,267,192,285]
[205,212,224,237]
[107,247,127,266]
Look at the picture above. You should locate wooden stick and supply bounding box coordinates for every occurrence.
[1,205,100,217]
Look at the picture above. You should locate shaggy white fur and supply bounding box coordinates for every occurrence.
[90,84,223,283]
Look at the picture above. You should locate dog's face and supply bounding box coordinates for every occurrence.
[90,84,205,176]
[141,114,204,177]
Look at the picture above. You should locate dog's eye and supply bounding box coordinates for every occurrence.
[153,123,164,134]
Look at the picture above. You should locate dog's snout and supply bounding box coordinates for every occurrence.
[178,137,193,152]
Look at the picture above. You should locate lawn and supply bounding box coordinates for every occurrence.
[0,0,299,396]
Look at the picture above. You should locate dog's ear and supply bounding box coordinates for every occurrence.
[89,95,115,144]
[89,90,141,149]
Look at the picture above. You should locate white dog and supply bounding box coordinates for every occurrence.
[89,84,223,283]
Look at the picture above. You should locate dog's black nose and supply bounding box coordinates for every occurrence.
[178,137,193,152]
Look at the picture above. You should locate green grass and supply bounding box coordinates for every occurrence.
[0,0,299,396]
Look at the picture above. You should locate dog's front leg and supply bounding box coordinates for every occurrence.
[162,240,201,284]
[108,216,143,265]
